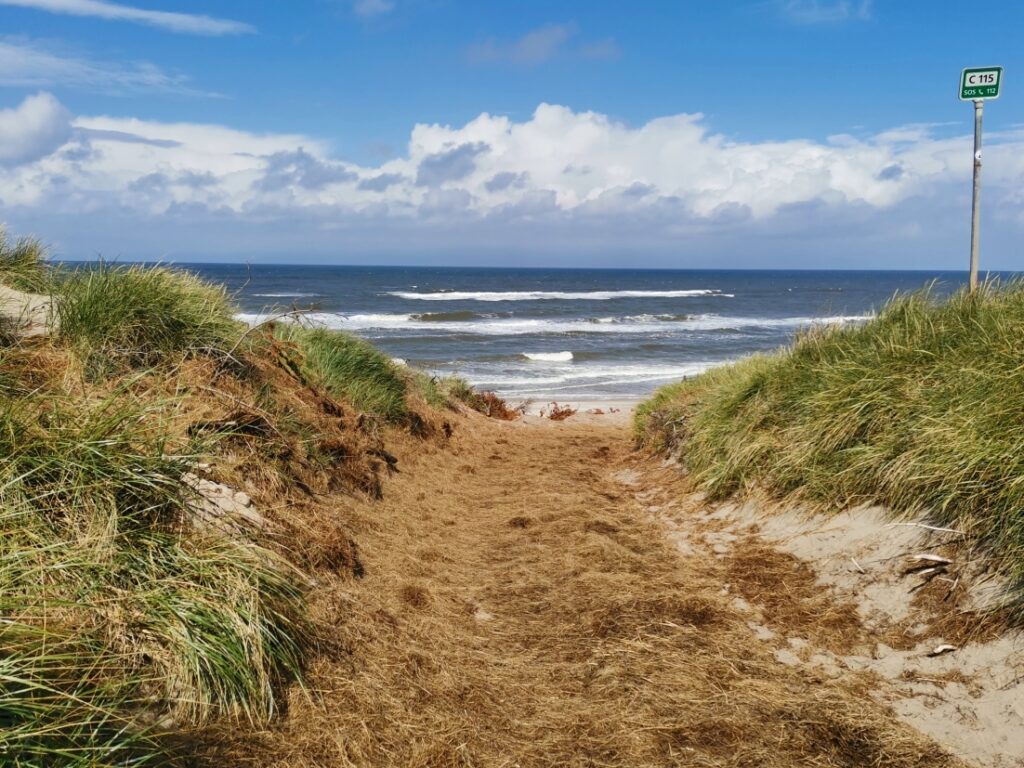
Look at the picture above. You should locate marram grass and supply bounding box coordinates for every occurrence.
[0,229,49,294]
[274,323,410,421]
[637,281,1024,619]
[0,375,309,764]
[0,617,161,767]
[274,323,502,420]
[52,262,241,370]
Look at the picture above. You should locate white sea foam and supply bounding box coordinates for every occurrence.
[522,351,574,362]
[236,311,870,336]
[388,289,733,301]
[592,313,690,324]
[468,362,720,393]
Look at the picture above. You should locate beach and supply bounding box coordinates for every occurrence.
[5,1,1023,764]
[3,253,1023,768]
[515,397,638,423]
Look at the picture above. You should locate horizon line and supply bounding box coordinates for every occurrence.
[49,258,1012,275]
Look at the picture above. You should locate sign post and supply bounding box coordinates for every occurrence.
[959,66,1002,291]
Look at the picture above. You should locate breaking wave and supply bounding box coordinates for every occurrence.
[236,312,870,336]
[387,289,733,301]
[522,351,574,362]
[469,362,721,395]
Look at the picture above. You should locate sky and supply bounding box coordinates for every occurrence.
[0,0,1022,269]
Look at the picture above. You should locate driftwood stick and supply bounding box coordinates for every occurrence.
[886,522,967,536]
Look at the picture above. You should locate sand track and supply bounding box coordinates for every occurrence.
[193,412,996,767]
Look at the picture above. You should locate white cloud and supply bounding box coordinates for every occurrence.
[0,91,71,166]
[778,0,872,24]
[353,0,393,18]
[1,92,1023,266]
[0,38,201,93]
[469,23,577,66]
[467,23,620,67]
[0,0,253,35]
[415,143,488,186]
[259,148,357,191]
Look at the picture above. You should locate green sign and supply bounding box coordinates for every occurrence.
[960,67,1002,101]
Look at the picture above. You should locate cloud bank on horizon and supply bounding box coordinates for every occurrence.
[2,88,1022,266]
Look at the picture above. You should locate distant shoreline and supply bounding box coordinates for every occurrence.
[512,398,639,426]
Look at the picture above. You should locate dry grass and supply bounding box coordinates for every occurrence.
[543,401,578,421]
[121,336,445,573]
[880,574,1009,652]
[472,390,521,420]
[189,417,964,768]
[724,538,865,654]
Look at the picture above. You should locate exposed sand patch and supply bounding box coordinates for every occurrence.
[0,283,53,337]
[620,456,1024,768]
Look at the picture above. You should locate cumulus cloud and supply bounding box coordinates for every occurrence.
[0,38,201,94]
[259,149,357,192]
[0,91,72,167]
[75,127,180,147]
[485,171,528,192]
[0,0,254,35]
[358,172,406,191]
[2,92,1023,266]
[416,143,489,186]
[877,163,903,181]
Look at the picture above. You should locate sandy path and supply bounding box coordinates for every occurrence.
[199,413,970,767]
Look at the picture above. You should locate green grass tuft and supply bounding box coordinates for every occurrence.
[53,262,241,370]
[0,230,49,294]
[0,616,161,767]
[0,378,310,764]
[637,281,1024,619]
[408,370,450,409]
[275,324,409,421]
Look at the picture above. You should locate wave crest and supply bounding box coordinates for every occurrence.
[388,289,733,301]
[235,312,871,336]
[522,351,573,362]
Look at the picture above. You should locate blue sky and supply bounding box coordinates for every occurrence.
[0,0,1022,269]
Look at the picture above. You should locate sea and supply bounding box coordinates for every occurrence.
[189,266,971,402]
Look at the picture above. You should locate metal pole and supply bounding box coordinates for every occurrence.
[969,99,983,291]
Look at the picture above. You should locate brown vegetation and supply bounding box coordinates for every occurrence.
[190,416,964,768]
[462,389,523,420]
[543,401,578,420]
